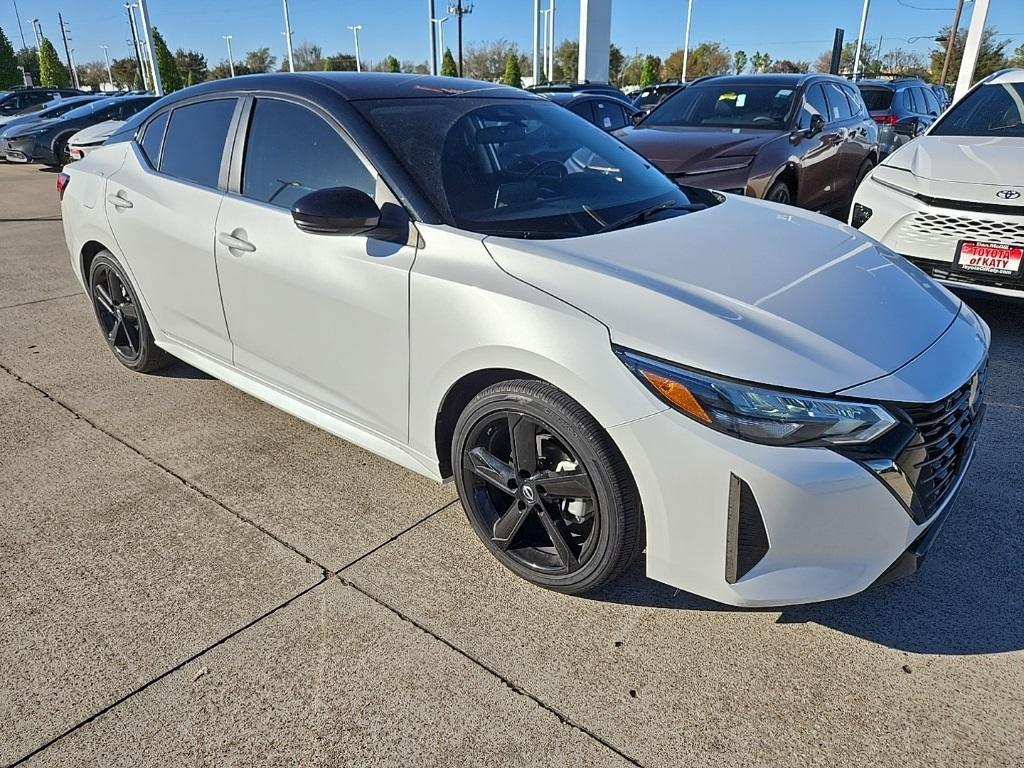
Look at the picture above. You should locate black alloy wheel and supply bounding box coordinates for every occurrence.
[453,380,643,594]
[766,180,793,206]
[88,251,173,373]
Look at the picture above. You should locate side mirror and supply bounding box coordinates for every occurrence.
[290,186,380,235]
[807,113,826,137]
[630,110,646,126]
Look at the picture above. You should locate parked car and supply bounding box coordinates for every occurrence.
[2,95,157,166]
[857,77,943,157]
[66,120,120,161]
[0,94,103,132]
[60,73,987,606]
[527,81,630,103]
[541,91,640,131]
[852,68,1024,299]
[632,82,683,112]
[616,73,879,213]
[931,84,952,111]
[0,87,83,117]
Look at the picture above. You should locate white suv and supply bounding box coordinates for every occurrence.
[851,68,1024,298]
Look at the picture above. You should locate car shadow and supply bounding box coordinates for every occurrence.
[149,360,214,380]
[586,293,1024,656]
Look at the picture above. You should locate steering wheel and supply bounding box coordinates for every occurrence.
[526,160,568,182]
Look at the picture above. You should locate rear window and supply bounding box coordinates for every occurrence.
[859,87,894,111]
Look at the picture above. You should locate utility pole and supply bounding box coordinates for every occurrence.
[348,25,363,72]
[58,14,79,88]
[428,0,437,75]
[532,0,540,85]
[682,0,693,82]
[281,0,295,72]
[940,0,965,87]
[11,0,27,49]
[852,0,870,80]
[136,0,162,96]
[448,1,472,77]
[223,35,235,77]
[125,4,148,91]
[30,18,42,62]
[101,45,114,89]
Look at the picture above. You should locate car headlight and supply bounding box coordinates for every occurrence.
[681,156,754,177]
[616,349,897,447]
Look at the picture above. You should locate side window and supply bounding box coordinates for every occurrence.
[823,83,853,122]
[919,87,940,115]
[904,88,920,113]
[241,98,375,210]
[160,99,236,188]
[569,102,595,123]
[593,100,628,130]
[139,111,168,167]
[842,84,864,117]
[799,84,829,129]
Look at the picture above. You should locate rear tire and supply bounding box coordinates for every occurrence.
[452,380,643,594]
[88,251,174,373]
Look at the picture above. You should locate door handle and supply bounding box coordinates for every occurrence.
[107,192,133,209]
[218,231,256,253]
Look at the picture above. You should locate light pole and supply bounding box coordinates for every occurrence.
[852,0,871,80]
[539,7,551,81]
[431,17,448,65]
[125,3,149,91]
[223,35,235,77]
[11,0,27,48]
[282,0,295,72]
[29,18,42,58]
[532,0,540,85]
[547,0,555,81]
[136,0,162,95]
[100,45,114,89]
[348,25,363,72]
[682,0,693,82]
[954,0,990,101]
[428,0,437,75]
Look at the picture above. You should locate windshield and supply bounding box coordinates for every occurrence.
[33,98,97,120]
[62,97,119,120]
[644,83,797,130]
[355,97,712,239]
[931,82,1024,138]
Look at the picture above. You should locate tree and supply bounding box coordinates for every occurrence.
[881,48,928,78]
[293,41,323,71]
[383,55,400,73]
[609,43,625,84]
[929,26,1008,86]
[463,39,523,82]
[552,39,578,81]
[0,26,19,89]
[151,28,183,91]
[110,56,139,88]
[38,38,70,87]
[500,53,522,88]
[733,49,748,75]
[16,47,39,84]
[750,51,772,73]
[244,47,276,74]
[322,53,357,71]
[441,47,458,77]
[639,55,657,87]
[664,42,730,80]
[620,53,658,87]
[1010,43,1024,68]
[812,40,880,77]
[76,60,109,89]
[768,59,809,73]
[174,49,207,84]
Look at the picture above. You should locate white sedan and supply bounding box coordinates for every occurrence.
[59,73,989,606]
[66,119,123,161]
[852,68,1024,298]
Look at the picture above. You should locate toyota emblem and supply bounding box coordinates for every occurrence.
[996,189,1021,200]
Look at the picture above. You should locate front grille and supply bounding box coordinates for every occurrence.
[897,211,1024,251]
[913,194,1024,218]
[897,367,986,523]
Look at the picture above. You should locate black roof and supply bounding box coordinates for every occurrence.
[685,73,836,88]
[541,90,636,108]
[855,77,930,90]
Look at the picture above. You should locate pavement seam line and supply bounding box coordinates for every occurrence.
[0,291,83,311]
[338,576,645,768]
[5,577,330,768]
[0,359,331,574]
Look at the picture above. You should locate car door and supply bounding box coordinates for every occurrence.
[821,81,861,201]
[104,97,238,362]
[591,99,630,132]
[916,87,941,128]
[840,82,875,170]
[792,84,841,210]
[213,96,415,440]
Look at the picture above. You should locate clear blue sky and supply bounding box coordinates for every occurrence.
[3,0,1022,70]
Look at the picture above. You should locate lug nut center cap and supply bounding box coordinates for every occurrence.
[522,485,535,502]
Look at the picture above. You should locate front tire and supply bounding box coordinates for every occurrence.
[452,380,643,594]
[88,251,173,373]
[765,179,793,206]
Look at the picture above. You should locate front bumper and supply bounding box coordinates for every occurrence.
[1,135,38,163]
[853,176,1024,298]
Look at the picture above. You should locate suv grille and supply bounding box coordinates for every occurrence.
[899,367,986,523]
[899,211,1024,250]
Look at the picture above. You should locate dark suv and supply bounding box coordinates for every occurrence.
[0,87,83,117]
[856,78,942,157]
[616,73,879,214]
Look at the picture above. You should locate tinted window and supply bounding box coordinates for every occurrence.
[139,111,168,166]
[858,87,893,111]
[569,102,594,122]
[918,87,940,115]
[160,99,236,188]
[798,84,829,129]
[241,99,374,209]
[842,84,865,116]
[645,83,797,130]
[823,82,853,121]
[593,100,628,130]
[932,82,1024,138]
[114,98,156,121]
[904,88,920,113]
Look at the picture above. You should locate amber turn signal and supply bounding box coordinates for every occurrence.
[640,369,712,423]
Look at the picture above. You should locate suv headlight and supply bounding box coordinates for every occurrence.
[617,349,897,447]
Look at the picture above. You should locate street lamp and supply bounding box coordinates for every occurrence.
[281,0,295,72]
[431,17,448,65]
[348,25,363,72]
[101,44,113,89]
[682,0,693,82]
[223,35,235,77]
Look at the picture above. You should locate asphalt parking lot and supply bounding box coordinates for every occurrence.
[1,161,1022,768]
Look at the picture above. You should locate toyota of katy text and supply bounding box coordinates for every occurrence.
[60,74,988,607]
[852,68,1024,299]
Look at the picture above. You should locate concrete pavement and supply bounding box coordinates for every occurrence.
[1,162,1021,767]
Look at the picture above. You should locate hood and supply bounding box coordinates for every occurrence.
[69,120,123,145]
[0,116,53,137]
[484,198,961,395]
[884,135,1024,186]
[614,126,777,175]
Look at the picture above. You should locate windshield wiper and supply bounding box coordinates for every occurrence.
[595,199,707,234]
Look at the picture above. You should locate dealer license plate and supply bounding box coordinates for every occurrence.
[956,240,1024,277]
